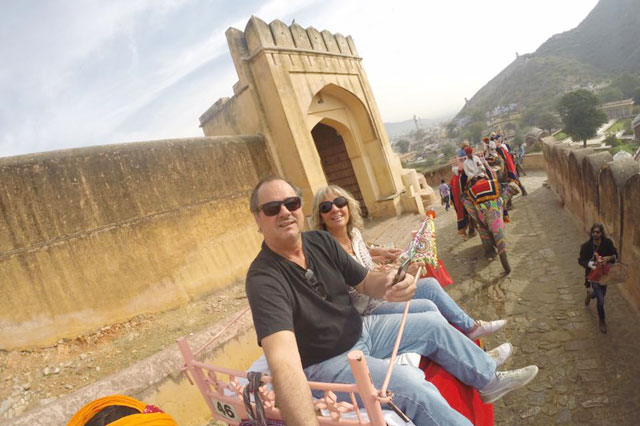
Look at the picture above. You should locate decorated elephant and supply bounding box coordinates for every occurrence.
[461,170,517,274]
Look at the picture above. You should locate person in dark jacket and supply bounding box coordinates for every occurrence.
[578,223,618,333]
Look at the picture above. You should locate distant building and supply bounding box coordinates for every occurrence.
[456,116,471,127]
[488,103,521,132]
[489,111,521,132]
[633,113,640,140]
[489,103,518,118]
[599,99,635,120]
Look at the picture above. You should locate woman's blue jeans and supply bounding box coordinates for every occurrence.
[371,277,476,332]
[304,311,496,426]
[589,281,608,320]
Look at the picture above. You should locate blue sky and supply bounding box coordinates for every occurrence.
[0,0,598,157]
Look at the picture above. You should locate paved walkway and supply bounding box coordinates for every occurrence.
[364,170,640,425]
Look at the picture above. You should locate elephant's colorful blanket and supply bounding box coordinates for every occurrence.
[468,177,500,204]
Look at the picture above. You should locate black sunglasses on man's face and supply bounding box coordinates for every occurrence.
[258,196,302,216]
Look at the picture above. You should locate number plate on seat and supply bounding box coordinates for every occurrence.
[213,399,239,421]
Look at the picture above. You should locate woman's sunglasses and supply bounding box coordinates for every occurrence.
[258,196,302,216]
[319,196,348,214]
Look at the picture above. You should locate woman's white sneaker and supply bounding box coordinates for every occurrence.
[479,365,539,403]
[467,319,507,340]
[487,342,513,367]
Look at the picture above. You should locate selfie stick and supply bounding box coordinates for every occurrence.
[380,266,424,396]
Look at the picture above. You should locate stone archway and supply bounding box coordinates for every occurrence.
[201,18,424,218]
[307,84,398,217]
[311,122,368,216]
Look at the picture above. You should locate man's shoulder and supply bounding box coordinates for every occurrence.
[248,244,280,274]
[246,247,288,296]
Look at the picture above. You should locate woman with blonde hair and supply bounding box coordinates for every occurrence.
[312,185,506,341]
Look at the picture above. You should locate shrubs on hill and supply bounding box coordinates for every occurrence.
[604,134,622,147]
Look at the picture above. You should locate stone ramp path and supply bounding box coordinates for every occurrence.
[363,170,640,425]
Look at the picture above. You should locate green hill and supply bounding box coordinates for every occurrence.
[456,0,640,121]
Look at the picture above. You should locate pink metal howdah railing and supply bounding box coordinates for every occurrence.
[177,264,424,424]
[177,337,387,425]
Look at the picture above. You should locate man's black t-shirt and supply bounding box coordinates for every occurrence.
[245,230,368,368]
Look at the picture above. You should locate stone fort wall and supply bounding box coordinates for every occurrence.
[0,135,274,349]
[542,140,640,309]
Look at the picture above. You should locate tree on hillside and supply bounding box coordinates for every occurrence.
[470,109,486,123]
[612,73,640,98]
[464,122,484,144]
[604,134,622,148]
[520,106,542,127]
[632,87,640,105]
[511,133,524,147]
[537,112,559,134]
[556,89,607,148]
[598,86,624,103]
[445,121,459,138]
[396,139,410,154]
[441,143,456,158]
[504,122,518,134]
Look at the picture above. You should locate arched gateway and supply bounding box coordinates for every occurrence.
[199,16,425,217]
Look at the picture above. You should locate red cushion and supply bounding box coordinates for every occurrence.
[423,260,453,287]
[419,345,494,425]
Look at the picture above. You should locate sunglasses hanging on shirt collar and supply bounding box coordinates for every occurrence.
[304,269,328,300]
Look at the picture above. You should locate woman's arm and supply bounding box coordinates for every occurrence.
[578,242,593,269]
[368,246,403,263]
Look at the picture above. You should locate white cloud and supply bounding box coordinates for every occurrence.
[0,0,600,157]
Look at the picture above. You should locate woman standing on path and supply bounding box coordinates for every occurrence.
[578,223,618,334]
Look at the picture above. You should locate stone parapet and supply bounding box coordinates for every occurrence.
[0,135,274,349]
[566,149,594,226]
[542,140,640,309]
[582,151,613,232]
[243,16,360,59]
[598,159,640,249]
[521,152,546,170]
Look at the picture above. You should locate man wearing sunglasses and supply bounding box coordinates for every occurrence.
[245,177,538,426]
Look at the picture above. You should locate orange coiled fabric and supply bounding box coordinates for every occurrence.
[67,395,177,426]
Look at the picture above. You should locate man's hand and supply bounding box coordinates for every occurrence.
[384,269,417,302]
